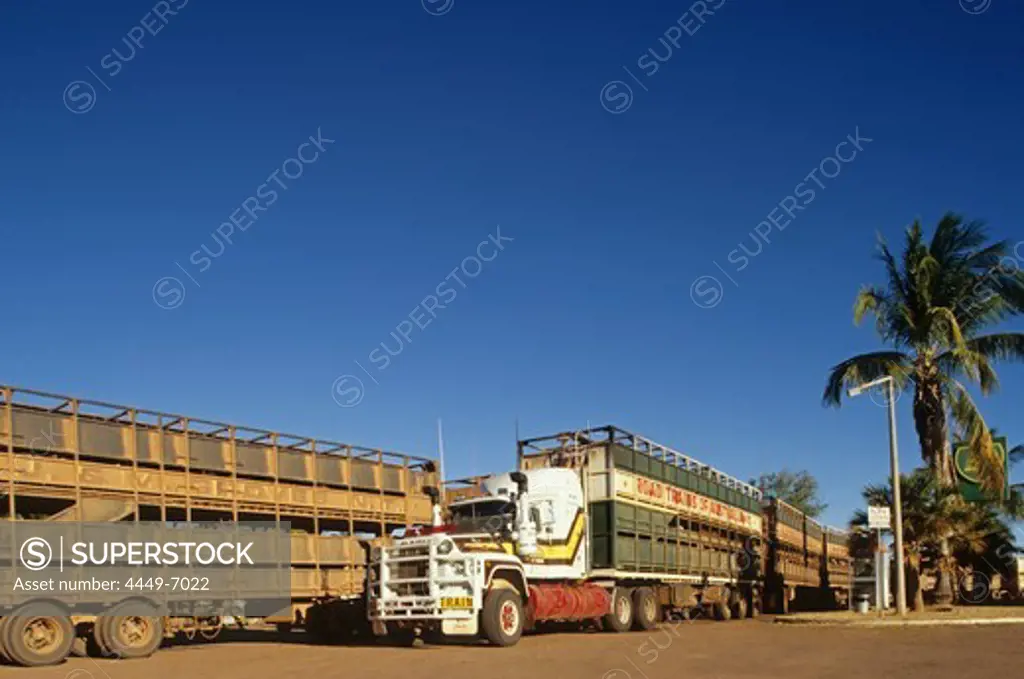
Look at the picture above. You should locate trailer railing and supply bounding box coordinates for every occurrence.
[518,425,762,501]
[1,383,439,533]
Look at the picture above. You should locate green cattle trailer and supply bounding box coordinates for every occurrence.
[588,500,754,578]
[520,426,766,618]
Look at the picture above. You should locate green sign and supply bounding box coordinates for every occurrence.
[954,437,1009,503]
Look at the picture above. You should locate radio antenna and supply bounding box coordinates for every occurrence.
[437,418,446,499]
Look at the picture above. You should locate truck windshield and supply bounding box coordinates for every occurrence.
[449,498,514,533]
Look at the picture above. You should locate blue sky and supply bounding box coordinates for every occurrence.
[2,0,1022,531]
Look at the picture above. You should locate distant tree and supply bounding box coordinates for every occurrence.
[753,470,828,518]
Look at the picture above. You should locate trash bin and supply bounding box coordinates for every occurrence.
[856,593,871,614]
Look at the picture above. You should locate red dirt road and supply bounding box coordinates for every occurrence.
[51,620,1024,679]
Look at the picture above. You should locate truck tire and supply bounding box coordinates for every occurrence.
[480,589,524,647]
[1,608,74,667]
[631,587,659,630]
[98,605,164,659]
[602,588,633,633]
[712,598,732,621]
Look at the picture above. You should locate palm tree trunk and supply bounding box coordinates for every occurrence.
[913,372,956,486]
[913,371,956,605]
[907,553,925,612]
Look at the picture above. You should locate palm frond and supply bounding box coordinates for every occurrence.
[936,347,1001,395]
[967,332,1024,363]
[929,306,969,353]
[822,351,912,407]
[854,286,885,326]
[929,213,988,262]
[945,381,1002,492]
[876,233,911,306]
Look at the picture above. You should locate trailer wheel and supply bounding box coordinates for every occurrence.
[1,607,74,667]
[602,588,633,633]
[481,589,524,647]
[631,587,659,630]
[98,605,164,659]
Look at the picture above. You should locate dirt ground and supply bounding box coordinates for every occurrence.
[46,619,1024,679]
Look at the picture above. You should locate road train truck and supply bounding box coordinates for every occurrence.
[369,426,765,646]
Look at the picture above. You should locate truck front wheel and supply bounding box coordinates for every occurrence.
[602,588,633,633]
[481,590,523,647]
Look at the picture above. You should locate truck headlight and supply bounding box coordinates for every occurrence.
[437,539,454,555]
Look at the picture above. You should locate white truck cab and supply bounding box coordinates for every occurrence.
[368,468,589,645]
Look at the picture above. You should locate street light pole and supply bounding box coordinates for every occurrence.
[885,378,908,616]
[849,376,908,616]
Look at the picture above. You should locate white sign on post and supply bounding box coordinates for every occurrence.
[868,505,891,530]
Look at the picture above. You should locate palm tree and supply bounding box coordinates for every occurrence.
[851,469,1012,611]
[825,215,1024,603]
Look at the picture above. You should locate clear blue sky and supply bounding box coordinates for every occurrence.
[2,0,1022,531]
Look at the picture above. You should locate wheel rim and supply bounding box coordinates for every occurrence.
[21,617,63,656]
[499,601,520,636]
[616,595,631,625]
[117,617,153,648]
[643,595,656,621]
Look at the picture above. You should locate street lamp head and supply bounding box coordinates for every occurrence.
[848,376,893,399]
